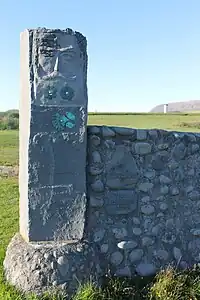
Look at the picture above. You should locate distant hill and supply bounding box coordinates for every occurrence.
[150,100,200,113]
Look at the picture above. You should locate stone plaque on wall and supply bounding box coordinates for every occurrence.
[104,190,137,215]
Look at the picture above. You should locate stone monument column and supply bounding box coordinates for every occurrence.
[19,28,88,242]
[4,28,100,296]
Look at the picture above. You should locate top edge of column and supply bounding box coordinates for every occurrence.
[21,27,87,40]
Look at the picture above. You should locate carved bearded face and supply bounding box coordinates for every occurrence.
[33,31,85,106]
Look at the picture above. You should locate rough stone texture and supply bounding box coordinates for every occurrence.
[86,126,200,279]
[5,125,200,296]
[3,234,100,296]
[19,28,88,242]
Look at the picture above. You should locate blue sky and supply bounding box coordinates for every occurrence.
[0,0,200,112]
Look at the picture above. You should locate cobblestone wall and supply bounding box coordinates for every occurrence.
[86,125,200,276]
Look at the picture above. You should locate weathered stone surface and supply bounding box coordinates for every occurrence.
[154,249,169,261]
[117,241,138,250]
[4,234,99,296]
[90,135,101,146]
[91,180,104,192]
[173,247,182,261]
[158,143,169,150]
[173,142,186,160]
[136,263,156,276]
[90,196,104,208]
[144,170,156,179]
[132,217,140,225]
[106,178,137,190]
[188,191,200,201]
[106,145,140,189]
[191,144,199,154]
[159,175,171,184]
[136,129,147,141]
[89,166,103,176]
[135,143,152,155]
[100,244,109,253]
[86,129,200,283]
[92,151,101,163]
[141,204,155,215]
[88,126,100,134]
[93,229,106,242]
[104,191,137,215]
[110,252,123,266]
[129,249,144,263]
[190,229,200,236]
[132,227,142,236]
[160,185,169,195]
[138,182,153,192]
[171,187,179,196]
[115,266,131,277]
[112,228,128,239]
[142,237,155,247]
[19,28,88,242]
[114,127,135,136]
[159,203,168,211]
[152,155,165,170]
[102,126,115,137]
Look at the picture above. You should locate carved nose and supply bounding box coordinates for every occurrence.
[54,56,59,72]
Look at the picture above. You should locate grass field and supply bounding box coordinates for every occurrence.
[1,113,200,166]
[1,113,200,299]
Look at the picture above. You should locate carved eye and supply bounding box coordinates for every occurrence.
[61,50,75,61]
[60,85,74,101]
[45,86,57,99]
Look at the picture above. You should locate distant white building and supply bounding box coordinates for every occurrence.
[164,104,168,114]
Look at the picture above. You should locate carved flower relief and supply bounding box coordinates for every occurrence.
[52,111,76,131]
[60,85,74,101]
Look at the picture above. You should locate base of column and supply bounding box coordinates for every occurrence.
[3,233,101,297]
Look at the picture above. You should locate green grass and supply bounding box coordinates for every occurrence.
[88,112,200,132]
[0,131,19,166]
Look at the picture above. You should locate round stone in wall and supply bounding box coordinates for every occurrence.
[173,247,182,261]
[100,244,109,253]
[141,204,155,215]
[135,263,156,276]
[159,203,168,211]
[132,228,142,236]
[135,143,152,155]
[117,241,138,250]
[142,237,155,247]
[112,228,128,239]
[91,180,104,192]
[132,217,140,225]
[154,249,169,261]
[129,249,144,263]
[110,251,123,266]
[92,151,102,163]
[115,266,131,277]
[93,229,105,242]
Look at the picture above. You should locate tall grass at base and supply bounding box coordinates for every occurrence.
[72,282,102,300]
[149,265,200,300]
